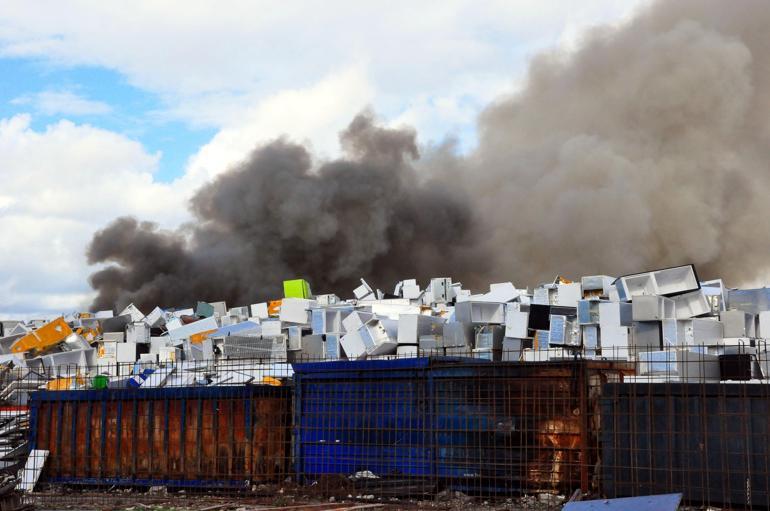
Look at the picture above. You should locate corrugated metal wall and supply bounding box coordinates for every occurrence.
[29,386,291,488]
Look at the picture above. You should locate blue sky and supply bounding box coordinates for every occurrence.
[0,58,215,181]
[0,0,644,316]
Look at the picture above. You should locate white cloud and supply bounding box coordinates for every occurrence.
[0,1,647,142]
[178,66,375,190]
[0,114,184,317]
[10,90,112,116]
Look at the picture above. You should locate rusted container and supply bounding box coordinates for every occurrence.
[29,385,291,488]
[293,357,632,495]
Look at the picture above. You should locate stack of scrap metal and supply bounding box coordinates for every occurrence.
[0,410,28,474]
[6,265,770,393]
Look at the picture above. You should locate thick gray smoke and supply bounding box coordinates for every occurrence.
[89,0,770,311]
[88,113,483,311]
[455,0,770,287]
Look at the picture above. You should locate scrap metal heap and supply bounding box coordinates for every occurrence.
[0,265,769,400]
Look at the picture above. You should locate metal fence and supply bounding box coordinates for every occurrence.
[6,351,770,509]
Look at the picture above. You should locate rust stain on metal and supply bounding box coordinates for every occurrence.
[31,387,290,487]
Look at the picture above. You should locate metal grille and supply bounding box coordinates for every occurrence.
[2,353,770,509]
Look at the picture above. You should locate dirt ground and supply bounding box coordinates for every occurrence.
[29,489,568,511]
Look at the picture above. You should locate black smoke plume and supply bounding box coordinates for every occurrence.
[88,113,484,311]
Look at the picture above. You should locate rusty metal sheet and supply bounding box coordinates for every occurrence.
[29,386,290,488]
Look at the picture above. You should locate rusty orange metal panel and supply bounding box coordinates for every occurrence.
[134,400,151,478]
[183,398,198,479]
[150,400,166,477]
[29,386,290,488]
[105,401,119,477]
[167,399,182,478]
[74,401,89,478]
[200,400,217,478]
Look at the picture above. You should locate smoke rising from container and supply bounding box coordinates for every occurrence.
[88,0,770,311]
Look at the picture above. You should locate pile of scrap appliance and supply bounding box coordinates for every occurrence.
[3,266,770,487]
[4,266,770,395]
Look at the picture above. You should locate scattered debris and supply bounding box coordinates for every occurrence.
[17,449,47,492]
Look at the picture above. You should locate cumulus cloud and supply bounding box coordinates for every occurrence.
[0,1,645,144]
[177,66,375,190]
[0,114,180,316]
